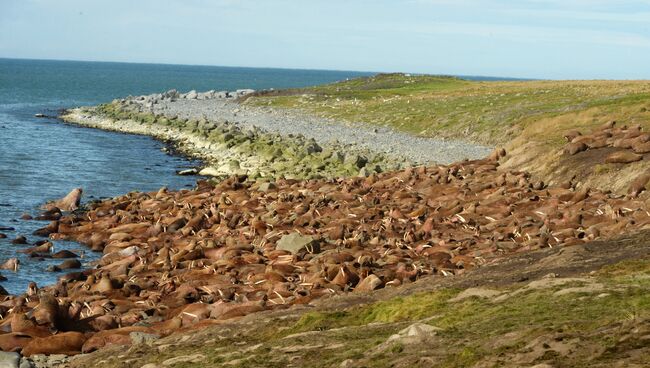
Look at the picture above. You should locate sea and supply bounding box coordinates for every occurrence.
[0,58,373,294]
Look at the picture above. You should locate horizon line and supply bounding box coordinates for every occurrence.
[0,56,536,82]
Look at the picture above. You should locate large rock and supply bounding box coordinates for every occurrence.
[276,233,320,255]
[258,182,278,192]
[345,154,368,168]
[354,274,383,292]
[235,89,255,97]
[198,167,221,177]
[305,140,322,154]
[0,351,20,368]
[185,90,198,99]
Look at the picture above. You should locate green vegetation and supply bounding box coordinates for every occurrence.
[247,73,650,146]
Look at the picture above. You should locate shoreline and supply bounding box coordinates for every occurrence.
[60,90,492,182]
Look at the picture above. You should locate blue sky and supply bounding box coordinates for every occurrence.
[1,0,649,79]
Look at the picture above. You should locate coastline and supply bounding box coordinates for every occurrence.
[5,82,650,366]
[60,90,492,182]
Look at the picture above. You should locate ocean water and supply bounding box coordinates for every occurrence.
[0,58,372,294]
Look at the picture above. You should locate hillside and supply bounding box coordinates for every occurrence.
[246,74,650,194]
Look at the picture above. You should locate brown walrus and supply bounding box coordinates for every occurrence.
[42,188,83,212]
[0,258,19,272]
[21,331,87,356]
[0,332,32,352]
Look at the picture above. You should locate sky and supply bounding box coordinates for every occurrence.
[1,0,649,79]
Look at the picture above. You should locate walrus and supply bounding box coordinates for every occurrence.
[0,332,32,352]
[628,172,650,198]
[0,258,19,272]
[21,331,86,356]
[42,188,83,212]
[605,151,643,164]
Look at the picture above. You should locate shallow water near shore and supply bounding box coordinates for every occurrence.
[0,58,372,294]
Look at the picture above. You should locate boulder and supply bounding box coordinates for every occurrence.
[186,90,198,99]
[305,140,322,154]
[354,274,383,292]
[276,233,320,255]
[198,167,221,177]
[235,89,255,97]
[345,154,368,168]
[11,236,27,245]
[129,331,160,345]
[0,351,20,368]
[605,151,643,164]
[258,182,278,192]
[176,168,198,176]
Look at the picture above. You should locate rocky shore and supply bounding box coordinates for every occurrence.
[61,89,492,181]
[1,147,650,360]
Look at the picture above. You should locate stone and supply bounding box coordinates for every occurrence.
[228,160,241,171]
[235,89,255,97]
[198,167,221,177]
[354,274,383,292]
[129,332,160,345]
[305,140,322,154]
[11,236,27,245]
[186,90,198,99]
[345,154,368,168]
[449,287,502,302]
[0,351,20,368]
[358,167,369,177]
[385,323,441,345]
[18,358,33,368]
[276,233,320,255]
[333,151,345,162]
[176,168,198,176]
[161,354,206,366]
[258,182,278,192]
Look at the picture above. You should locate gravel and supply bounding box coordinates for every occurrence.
[146,97,493,165]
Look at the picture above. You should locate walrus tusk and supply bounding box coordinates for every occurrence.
[274,291,285,304]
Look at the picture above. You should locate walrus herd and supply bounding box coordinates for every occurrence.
[563,121,650,197]
[1,148,650,356]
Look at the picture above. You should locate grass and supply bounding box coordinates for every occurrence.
[246,73,650,146]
